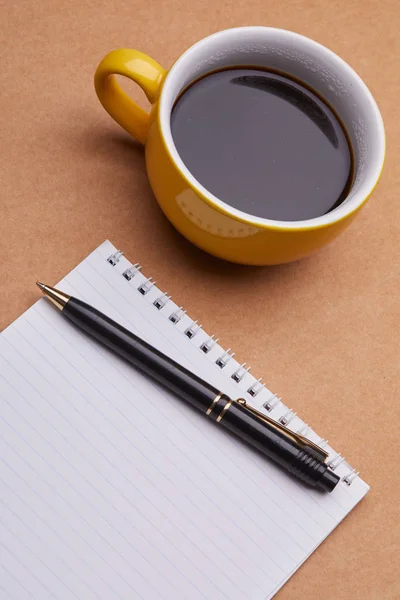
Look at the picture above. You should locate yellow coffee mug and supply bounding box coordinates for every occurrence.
[95,27,385,265]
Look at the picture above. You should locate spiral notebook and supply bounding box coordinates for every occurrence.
[0,240,369,600]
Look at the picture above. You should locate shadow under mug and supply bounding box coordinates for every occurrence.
[94,27,385,265]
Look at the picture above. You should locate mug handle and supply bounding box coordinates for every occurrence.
[94,49,166,145]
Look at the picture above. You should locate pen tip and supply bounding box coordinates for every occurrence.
[35,282,70,310]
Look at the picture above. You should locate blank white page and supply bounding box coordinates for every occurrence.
[0,240,369,600]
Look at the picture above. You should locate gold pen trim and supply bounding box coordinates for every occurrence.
[206,392,223,416]
[36,282,70,311]
[216,399,232,423]
[236,398,329,462]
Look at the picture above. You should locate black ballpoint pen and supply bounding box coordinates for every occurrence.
[36,282,340,492]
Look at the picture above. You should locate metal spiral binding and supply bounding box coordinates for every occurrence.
[263,394,281,411]
[231,362,250,382]
[106,248,362,487]
[247,378,265,397]
[107,250,123,266]
[137,277,156,296]
[215,348,235,368]
[123,263,142,281]
[169,307,186,324]
[153,293,171,310]
[327,453,346,471]
[297,423,310,436]
[279,409,297,426]
[200,335,219,354]
[343,469,359,486]
[185,321,202,339]
[317,438,329,449]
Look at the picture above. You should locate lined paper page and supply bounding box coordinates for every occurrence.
[0,240,368,600]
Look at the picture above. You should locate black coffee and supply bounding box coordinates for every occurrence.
[171,68,353,221]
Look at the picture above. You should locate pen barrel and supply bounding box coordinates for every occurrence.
[63,297,339,492]
[63,298,220,412]
[217,401,339,491]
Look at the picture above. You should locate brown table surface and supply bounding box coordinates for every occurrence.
[1,1,399,598]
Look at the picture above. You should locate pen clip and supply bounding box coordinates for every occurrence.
[236,399,329,463]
